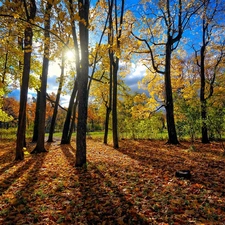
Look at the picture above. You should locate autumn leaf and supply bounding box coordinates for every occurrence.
[0,139,225,224]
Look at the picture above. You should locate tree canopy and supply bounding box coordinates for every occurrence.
[0,0,225,163]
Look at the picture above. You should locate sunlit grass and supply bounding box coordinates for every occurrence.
[1,128,224,143]
[0,128,34,141]
[0,128,17,140]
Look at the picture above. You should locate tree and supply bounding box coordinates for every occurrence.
[75,0,89,167]
[108,0,125,148]
[2,97,19,118]
[193,0,225,143]
[132,0,202,144]
[47,49,65,142]
[0,11,23,89]
[60,0,80,145]
[32,90,40,142]
[16,0,36,160]
[31,1,52,154]
[0,92,14,126]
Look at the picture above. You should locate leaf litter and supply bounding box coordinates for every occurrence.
[0,139,225,224]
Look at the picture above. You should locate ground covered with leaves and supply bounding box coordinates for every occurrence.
[0,138,225,225]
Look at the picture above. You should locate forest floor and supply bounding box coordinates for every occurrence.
[0,138,225,225]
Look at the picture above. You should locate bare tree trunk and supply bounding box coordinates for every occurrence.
[112,58,119,148]
[68,98,78,142]
[200,45,209,143]
[200,15,210,143]
[61,81,77,144]
[61,0,81,145]
[165,40,179,144]
[32,90,40,142]
[48,51,65,142]
[75,0,89,167]
[15,0,36,160]
[104,106,111,144]
[16,27,32,160]
[104,23,113,144]
[107,0,124,149]
[31,2,52,154]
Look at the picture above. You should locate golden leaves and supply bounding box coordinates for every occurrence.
[12,13,20,19]
[0,139,225,223]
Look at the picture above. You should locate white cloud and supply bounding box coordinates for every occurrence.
[124,63,147,93]
[60,95,71,108]
[47,61,61,94]
[48,61,61,78]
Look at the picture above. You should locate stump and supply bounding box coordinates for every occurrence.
[175,170,191,179]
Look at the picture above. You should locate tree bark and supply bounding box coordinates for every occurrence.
[32,90,40,142]
[107,0,124,149]
[68,98,78,142]
[103,106,111,144]
[61,81,78,144]
[61,0,81,145]
[15,0,36,160]
[104,12,113,145]
[75,0,89,167]
[31,2,52,154]
[112,59,119,148]
[165,39,179,144]
[200,10,210,144]
[15,26,33,160]
[48,51,65,142]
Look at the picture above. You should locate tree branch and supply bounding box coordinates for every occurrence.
[131,29,164,74]
[46,93,67,112]
[0,13,70,49]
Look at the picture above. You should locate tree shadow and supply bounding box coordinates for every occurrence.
[0,160,20,177]
[1,151,48,224]
[0,142,16,166]
[118,139,225,191]
[118,140,189,173]
[60,145,149,224]
[61,144,76,165]
[77,163,150,224]
[0,157,36,196]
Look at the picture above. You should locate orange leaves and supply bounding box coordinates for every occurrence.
[0,139,225,223]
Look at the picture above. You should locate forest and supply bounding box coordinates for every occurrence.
[0,0,225,224]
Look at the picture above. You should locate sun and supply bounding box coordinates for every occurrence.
[65,50,75,61]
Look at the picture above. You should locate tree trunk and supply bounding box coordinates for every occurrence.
[48,51,65,142]
[165,39,179,144]
[31,2,52,154]
[103,106,111,144]
[75,0,89,167]
[200,45,210,143]
[61,81,77,144]
[32,90,40,142]
[107,0,124,149]
[68,98,78,142]
[200,10,210,143]
[61,0,81,145]
[15,0,36,160]
[15,26,33,160]
[112,59,119,148]
[201,101,209,143]
[104,38,113,145]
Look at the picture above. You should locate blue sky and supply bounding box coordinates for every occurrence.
[7,0,221,107]
[8,61,147,107]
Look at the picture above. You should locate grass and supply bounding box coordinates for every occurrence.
[0,129,113,146]
[1,127,224,144]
